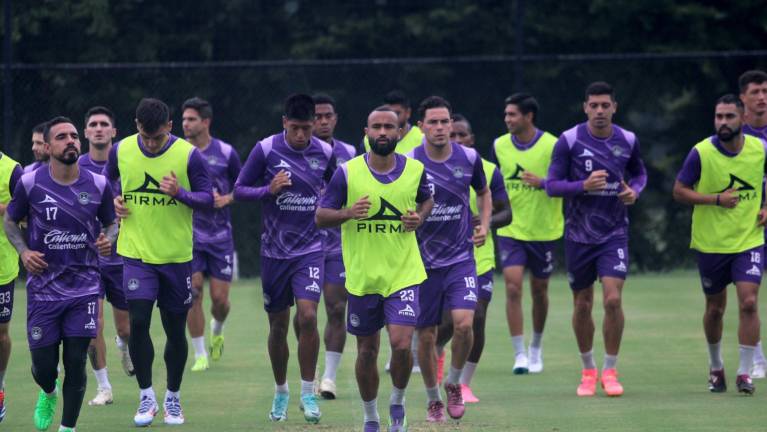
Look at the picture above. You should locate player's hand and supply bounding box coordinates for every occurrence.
[472,225,488,247]
[521,171,543,188]
[718,188,739,209]
[213,191,233,209]
[269,170,292,195]
[113,196,130,219]
[401,209,422,232]
[95,232,112,256]
[471,214,480,227]
[758,208,767,226]
[617,181,637,205]
[21,250,47,274]
[347,195,371,220]
[160,171,180,196]
[583,170,608,192]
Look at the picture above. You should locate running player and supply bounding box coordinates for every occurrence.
[105,98,213,426]
[673,94,765,395]
[363,91,424,155]
[492,94,563,374]
[434,113,511,403]
[181,97,241,372]
[233,94,334,424]
[739,69,767,378]
[24,123,49,173]
[312,93,356,399]
[546,82,646,397]
[409,96,491,422]
[316,107,433,432]
[5,116,117,432]
[79,106,134,407]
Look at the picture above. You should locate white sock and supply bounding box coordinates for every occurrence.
[0,370,5,389]
[115,336,128,352]
[754,341,766,364]
[322,351,342,381]
[191,336,207,358]
[446,366,462,385]
[531,332,544,349]
[411,334,420,367]
[738,345,756,376]
[211,318,225,336]
[93,368,111,390]
[460,361,477,386]
[363,398,379,423]
[390,386,405,406]
[300,380,314,396]
[603,354,618,370]
[708,341,724,370]
[139,386,155,400]
[425,385,441,402]
[512,335,526,356]
[275,382,289,394]
[580,350,596,369]
[164,389,179,401]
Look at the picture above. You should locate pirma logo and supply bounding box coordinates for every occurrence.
[463,291,478,302]
[718,174,755,193]
[508,164,525,180]
[84,318,97,330]
[398,304,416,317]
[356,198,406,233]
[124,173,178,206]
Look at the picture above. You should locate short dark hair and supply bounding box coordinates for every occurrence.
[451,113,472,132]
[312,93,336,111]
[182,97,213,119]
[85,106,116,127]
[417,96,452,121]
[136,98,170,134]
[43,116,75,142]
[383,90,410,107]
[738,70,767,94]
[716,93,744,110]
[32,122,47,135]
[284,93,315,121]
[585,81,615,101]
[505,93,540,122]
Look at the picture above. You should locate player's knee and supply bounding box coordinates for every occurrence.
[603,294,622,313]
[210,291,229,308]
[573,298,593,316]
[358,344,379,364]
[505,283,523,301]
[453,319,473,340]
[0,328,10,345]
[705,303,725,321]
[327,301,346,324]
[531,286,548,303]
[298,309,318,331]
[740,296,758,315]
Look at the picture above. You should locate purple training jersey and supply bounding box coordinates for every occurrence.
[744,124,767,142]
[408,142,486,269]
[78,153,122,267]
[7,166,116,301]
[234,132,336,259]
[320,138,356,256]
[193,137,242,247]
[546,123,647,244]
[23,161,47,174]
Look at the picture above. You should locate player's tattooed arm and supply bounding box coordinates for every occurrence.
[102,222,119,244]
[4,213,47,274]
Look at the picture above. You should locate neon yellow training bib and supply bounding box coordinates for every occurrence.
[0,154,19,284]
[471,158,500,275]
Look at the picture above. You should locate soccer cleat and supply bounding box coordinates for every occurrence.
[736,374,755,395]
[34,387,57,431]
[600,368,624,397]
[88,387,113,406]
[117,336,136,376]
[269,392,289,421]
[577,368,598,397]
[318,378,337,400]
[425,400,446,423]
[58,427,75,432]
[299,394,322,424]
[134,395,159,427]
[210,334,225,361]
[364,420,381,432]
[0,388,6,423]
[528,346,543,374]
[163,396,185,425]
[388,404,407,432]
[436,351,445,385]
[460,384,479,403]
[512,353,529,375]
[444,383,465,419]
[708,369,726,393]
[190,355,209,372]
[752,361,767,379]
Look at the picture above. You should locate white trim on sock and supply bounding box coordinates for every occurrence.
[459,361,478,386]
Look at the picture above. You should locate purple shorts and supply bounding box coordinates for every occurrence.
[565,238,629,291]
[0,280,14,323]
[697,246,763,295]
[498,237,555,279]
[347,286,419,336]
[192,241,234,282]
[123,258,193,314]
[27,295,99,349]
[477,271,494,302]
[417,260,478,328]
[261,252,323,313]
[324,254,346,286]
[100,265,128,311]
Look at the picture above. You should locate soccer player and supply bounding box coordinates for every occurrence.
[434,113,511,403]
[105,98,213,426]
[24,123,50,173]
[181,97,241,372]
[362,90,424,155]
[4,116,117,432]
[739,69,767,378]
[0,147,22,422]
[492,94,563,374]
[546,82,646,397]
[79,106,134,407]
[233,94,334,424]
[673,94,765,395]
[408,96,491,422]
[312,93,356,399]
[316,107,433,432]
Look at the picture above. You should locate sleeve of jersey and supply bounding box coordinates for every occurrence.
[233,144,270,201]
[416,171,432,203]
[104,143,120,182]
[626,139,648,195]
[490,167,509,202]
[324,155,338,183]
[318,168,347,209]
[6,180,29,223]
[676,148,701,187]
[8,165,22,197]
[174,150,214,210]
[470,156,487,192]
[545,138,584,197]
[98,182,116,225]
[227,149,243,185]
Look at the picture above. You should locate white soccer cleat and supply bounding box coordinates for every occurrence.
[163,396,185,425]
[134,395,159,427]
[512,353,529,375]
[752,361,767,379]
[88,387,113,406]
[528,347,543,374]
[318,378,337,400]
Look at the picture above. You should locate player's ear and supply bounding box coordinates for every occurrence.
[111,128,117,139]
[582,101,588,114]
[282,116,288,130]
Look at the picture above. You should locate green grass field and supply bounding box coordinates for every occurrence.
[1,271,766,431]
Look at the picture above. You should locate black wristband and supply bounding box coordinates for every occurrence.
[715,194,720,206]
